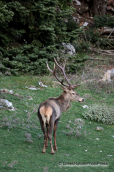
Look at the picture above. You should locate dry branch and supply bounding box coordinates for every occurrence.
[88,57,114,61]
[89,47,114,56]
[99,27,114,36]
[0,91,23,98]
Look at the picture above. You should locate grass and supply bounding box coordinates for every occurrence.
[0,75,114,172]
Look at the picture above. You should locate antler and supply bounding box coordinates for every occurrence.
[46,58,80,89]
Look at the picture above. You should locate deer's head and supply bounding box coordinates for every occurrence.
[62,87,84,102]
[46,58,84,102]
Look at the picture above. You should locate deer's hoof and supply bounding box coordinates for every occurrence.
[42,152,45,154]
[51,151,55,154]
[42,149,46,154]
[54,146,58,151]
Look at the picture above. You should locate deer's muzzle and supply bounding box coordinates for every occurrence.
[79,98,84,102]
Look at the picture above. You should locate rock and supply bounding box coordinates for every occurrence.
[0,89,9,93]
[62,42,76,55]
[73,16,79,23]
[9,90,13,94]
[83,22,88,27]
[27,96,33,100]
[75,118,85,124]
[82,105,89,108]
[64,154,70,156]
[39,81,47,87]
[0,99,12,108]
[73,0,81,5]
[107,155,112,156]
[96,127,104,131]
[0,89,13,94]
[25,133,33,143]
[28,87,38,90]
[0,99,15,111]
[102,69,114,82]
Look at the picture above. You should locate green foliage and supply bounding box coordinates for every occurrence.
[84,27,114,49]
[74,40,90,53]
[85,28,99,44]
[1,46,88,75]
[67,53,89,73]
[94,15,114,28]
[0,0,85,75]
[0,1,14,23]
[58,0,73,9]
[0,44,56,75]
[83,104,114,125]
[0,0,77,46]
[0,1,14,45]
[83,15,114,49]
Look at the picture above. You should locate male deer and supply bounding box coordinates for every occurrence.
[38,58,84,154]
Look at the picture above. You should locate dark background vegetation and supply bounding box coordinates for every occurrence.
[0,0,114,76]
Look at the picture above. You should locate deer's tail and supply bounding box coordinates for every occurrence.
[39,106,53,126]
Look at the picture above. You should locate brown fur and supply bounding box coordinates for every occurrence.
[38,87,84,154]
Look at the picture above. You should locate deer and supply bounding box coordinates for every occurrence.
[37,58,84,154]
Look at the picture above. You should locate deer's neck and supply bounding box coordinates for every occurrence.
[56,92,71,113]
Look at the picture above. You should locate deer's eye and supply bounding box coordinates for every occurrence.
[72,93,75,95]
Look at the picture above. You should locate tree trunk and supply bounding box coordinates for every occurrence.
[90,0,108,17]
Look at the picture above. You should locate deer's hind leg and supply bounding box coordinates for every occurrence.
[38,112,47,153]
[48,115,55,154]
[53,118,60,151]
[45,125,49,148]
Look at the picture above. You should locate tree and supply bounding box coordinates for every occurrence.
[90,0,108,16]
[0,0,81,75]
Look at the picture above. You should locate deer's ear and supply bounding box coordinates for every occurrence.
[61,86,69,92]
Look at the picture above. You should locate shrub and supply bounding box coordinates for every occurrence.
[83,15,114,49]
[94,15,114,28]
[83,104,114,125]
[68,53,89,73]
[0,0,84,75]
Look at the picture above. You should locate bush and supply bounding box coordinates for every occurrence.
[83,15,114,49]
[94,15,114,28]
[83,104,114,125]
[0,0,85,75]
[0,44,56,75]
[68,53,89,73]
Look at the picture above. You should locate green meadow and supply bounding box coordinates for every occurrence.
[0,75,114,172]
